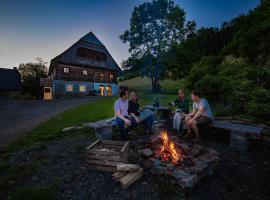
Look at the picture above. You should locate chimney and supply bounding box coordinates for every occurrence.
[13,67,17,70]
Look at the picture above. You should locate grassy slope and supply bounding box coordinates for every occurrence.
[119,77,185,94]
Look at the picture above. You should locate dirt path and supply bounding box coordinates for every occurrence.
[0,97,100,148]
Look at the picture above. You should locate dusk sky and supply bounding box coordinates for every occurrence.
[0,0,260,69]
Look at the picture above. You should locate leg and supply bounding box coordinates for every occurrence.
[144,114,155,133]
[189,119,199,139]
[115,117,127,140]
[184,117,192,134]
[173,113,181,131]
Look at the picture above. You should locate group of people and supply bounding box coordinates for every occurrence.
[114,86,155,140]
[113,86,213,142]
[171,89,213,141]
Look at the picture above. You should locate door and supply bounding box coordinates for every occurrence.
[99,85,105,96]
[44,87,52,100]
[106,85,112,96]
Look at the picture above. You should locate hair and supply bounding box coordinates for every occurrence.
[119,85,128,97]
[129,91,137,100]
[191,90,202,97]
[178,89,185,94]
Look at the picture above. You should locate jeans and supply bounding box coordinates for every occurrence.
[115,116,137,140]
[143,113,155,133]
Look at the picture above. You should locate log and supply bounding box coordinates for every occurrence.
[112,171,127,180]
[117,164,140,172]
[119,168,144,188]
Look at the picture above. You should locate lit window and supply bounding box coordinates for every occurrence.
[66,84,73,92]
[109,74,114,79]
[64,67,69,73]
[100,73,104,79]
[79,85,86,92]
[82,70,88,75]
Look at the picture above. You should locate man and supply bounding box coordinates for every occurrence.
[182,90,213,141]
[114,86,137,140]
[170,89,189,133]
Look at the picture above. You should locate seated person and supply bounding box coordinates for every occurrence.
[114,87,137,140]
[182,90,213,141]
[128,92,155,134]
[170,89,189,133]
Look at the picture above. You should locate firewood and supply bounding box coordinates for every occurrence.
[112,171,127,180]
[117,164,140,172]
[119,168,144,189]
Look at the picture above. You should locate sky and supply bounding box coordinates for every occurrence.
[0,0,260,69]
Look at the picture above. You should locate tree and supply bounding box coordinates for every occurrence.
[18,58,48,99]
[120,0,195,91]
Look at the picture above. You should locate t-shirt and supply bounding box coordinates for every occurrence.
[114,98,129,117]
[193,98,214,120]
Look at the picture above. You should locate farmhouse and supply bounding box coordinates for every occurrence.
[47,32,121,98]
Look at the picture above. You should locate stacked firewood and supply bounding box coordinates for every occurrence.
[112,164,144,189]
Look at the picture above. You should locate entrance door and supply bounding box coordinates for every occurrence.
[99,85,105,96]
[44,87,52,100]
[106,85,112,96]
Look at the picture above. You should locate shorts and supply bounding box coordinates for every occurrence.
[196,116,213,126]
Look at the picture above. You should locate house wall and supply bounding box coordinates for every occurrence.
[53,80,94,97]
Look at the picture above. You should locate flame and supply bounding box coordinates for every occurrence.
[160,131,182,165]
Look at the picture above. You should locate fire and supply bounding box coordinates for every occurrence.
[160,131,182,165]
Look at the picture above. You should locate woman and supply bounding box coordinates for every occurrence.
[128,92,155,133]
[171,89,189,133]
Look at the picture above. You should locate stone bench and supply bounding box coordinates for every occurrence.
[84,118,117,140]
[208,120,263,152]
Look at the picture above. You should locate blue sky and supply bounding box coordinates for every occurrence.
[0,0,260,69]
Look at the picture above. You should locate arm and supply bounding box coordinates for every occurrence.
[115,111,131,125]
[130,113,140,123]
[182,107,196,117]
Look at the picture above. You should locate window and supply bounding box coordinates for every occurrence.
[99,73,104,79]
[109,74,114,80]
[82,69,88,75]
[79,85,86,92]
[77,47,107,61]
[64,67,69,73]
[66,84,73,92]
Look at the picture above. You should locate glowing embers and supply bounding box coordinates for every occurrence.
[160,131,183,165]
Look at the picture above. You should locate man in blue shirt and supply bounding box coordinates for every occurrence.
[182,90,213,141]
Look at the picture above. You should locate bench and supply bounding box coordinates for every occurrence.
[208,120,263,152]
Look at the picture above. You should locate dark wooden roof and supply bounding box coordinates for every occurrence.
[0,68,21,91]
[49,32,121,74]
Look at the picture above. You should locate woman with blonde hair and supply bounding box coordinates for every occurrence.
[128,92,155,133]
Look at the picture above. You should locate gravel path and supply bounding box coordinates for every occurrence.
[0,97,100,148]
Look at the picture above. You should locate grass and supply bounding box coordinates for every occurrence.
[119,77,185,94]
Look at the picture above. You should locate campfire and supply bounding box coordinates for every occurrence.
[160,131,183,165]
[135,130,220,188]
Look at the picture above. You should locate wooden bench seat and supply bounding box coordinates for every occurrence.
[208,120,263,152]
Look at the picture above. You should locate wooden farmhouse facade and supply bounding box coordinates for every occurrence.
[46,32,121,98]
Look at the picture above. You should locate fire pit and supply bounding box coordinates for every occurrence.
[138,131,220,188]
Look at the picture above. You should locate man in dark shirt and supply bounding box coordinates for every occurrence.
[171,89,190,133]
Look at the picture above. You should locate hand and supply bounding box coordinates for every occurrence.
[124,119,131,126]
[189,118,195,124]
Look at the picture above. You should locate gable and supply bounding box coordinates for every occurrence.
[49,32,121,74]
